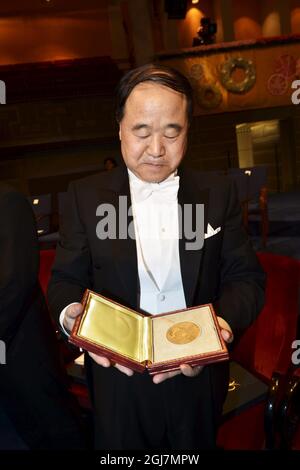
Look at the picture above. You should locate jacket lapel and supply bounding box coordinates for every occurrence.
[178,167,210,307]
[110,167,139,309]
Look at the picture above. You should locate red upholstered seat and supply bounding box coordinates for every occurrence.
[218,402,266,449]
[218,252,300,449]
[38,249,56,295]
[232,252,300,381]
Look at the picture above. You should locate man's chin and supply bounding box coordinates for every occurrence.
[137,164,172,183]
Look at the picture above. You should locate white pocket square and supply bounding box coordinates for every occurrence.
[204,223,221,239]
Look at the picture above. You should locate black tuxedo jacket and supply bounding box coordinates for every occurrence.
[48,164,265,334]
[47,164,265,448]
[0,184,85,449]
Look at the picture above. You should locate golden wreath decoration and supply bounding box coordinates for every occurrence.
[195,83,222,109]
[219,57,256,94]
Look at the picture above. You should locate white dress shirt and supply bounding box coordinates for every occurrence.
[60,167,186,333]
[128,168,186,315]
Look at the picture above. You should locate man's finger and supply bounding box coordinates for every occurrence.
[63,303,84,333]
[88,352,111,368]
[114,364,134,377]
[67,303,83,318]
[221,328,234,343]
[217,316,234,343]
[88,353,134,376]
[152,370,181,384]
[180,364,203,377]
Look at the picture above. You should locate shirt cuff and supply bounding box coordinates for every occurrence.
[59,302,79,337]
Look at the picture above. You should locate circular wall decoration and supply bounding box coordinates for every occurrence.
[196,83,222,109]
[219,57,256,94]
[267,73,288,96]
[274,54,296,79]
[189,63,204,81]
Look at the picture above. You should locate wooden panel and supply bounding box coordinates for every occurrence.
[0,56,121,103]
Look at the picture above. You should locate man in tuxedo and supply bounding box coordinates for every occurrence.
[48,64,265,450]
[0,184,86,449]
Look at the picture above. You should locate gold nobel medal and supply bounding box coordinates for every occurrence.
[166,322,201,345]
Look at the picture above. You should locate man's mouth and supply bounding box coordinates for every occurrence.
[143,162,164,167]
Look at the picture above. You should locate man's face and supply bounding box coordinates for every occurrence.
[119,82,189,183]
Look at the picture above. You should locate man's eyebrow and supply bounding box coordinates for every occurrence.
[131,124,150,131]
[165,124,183,131]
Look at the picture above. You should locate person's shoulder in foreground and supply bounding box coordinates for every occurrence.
[0,182,31,206]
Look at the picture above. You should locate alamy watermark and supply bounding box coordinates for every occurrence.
[291,80,300,105]
[0,80,6,104]
[0,340,6,364]
[95,197,205,250]
[292,340,300,365]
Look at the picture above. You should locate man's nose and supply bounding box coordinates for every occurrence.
[147,134,165,158]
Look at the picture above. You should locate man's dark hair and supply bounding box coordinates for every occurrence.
[115,63,193,124]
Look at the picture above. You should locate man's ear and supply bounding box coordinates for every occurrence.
[119,126,122,141]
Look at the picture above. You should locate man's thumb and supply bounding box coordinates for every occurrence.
[68,303,83,317]
[221,328,233,343]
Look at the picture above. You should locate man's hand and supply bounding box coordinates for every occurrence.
[217,316,234,344]
[63,302,83,333]
[88,352,134,377]
[152,316,234,385]
[64,306,233,382]
[64,303,134,376]
[152,364,203,384]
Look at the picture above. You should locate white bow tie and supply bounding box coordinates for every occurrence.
[130,175,180,204]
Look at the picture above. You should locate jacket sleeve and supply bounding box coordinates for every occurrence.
[0,190,39,343]
[213,180,266,336]
[47,182,92,326]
